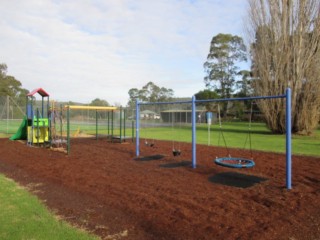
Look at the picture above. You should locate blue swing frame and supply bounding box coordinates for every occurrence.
[135,88,292,189]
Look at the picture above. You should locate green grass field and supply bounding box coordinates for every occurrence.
[141,122,320,157]
[0,174,98,240]
[2,119,319,156]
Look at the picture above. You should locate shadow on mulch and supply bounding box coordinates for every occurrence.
[134,154,165,161]
[208,172,268,188]
[159,160,192,168]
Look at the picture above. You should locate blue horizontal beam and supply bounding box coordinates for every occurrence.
[137,94,286,106]
[138,100,192,106]
[195,94,286,103]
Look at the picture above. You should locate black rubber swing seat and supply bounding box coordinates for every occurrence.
[145,141,154,147]
[172,149,181,157]
[214,157,255,168]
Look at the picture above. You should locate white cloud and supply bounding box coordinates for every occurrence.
[0,0,249,105]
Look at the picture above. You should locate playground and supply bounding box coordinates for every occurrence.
[0,88,319,239]
[0,136,319,239]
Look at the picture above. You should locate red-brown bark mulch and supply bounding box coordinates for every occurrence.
[0,138,319,240]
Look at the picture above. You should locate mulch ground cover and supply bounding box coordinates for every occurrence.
[0,138,319,240]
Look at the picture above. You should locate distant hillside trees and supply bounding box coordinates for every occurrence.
[89,98,109,106]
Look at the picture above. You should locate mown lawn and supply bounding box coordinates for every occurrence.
[0,174,98,240]
[140,122,320,157]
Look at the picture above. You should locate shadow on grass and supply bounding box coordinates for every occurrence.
[208,172,268,188]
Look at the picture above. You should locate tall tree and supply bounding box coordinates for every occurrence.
[127,82,174,107]
[247,0,320,134]
[204,33,247,114]
[0,64,28,98]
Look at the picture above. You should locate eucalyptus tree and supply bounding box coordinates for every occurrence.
[204,33,247,114]
[0,63,28,110]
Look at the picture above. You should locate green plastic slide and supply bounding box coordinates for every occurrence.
[9,116,28,140]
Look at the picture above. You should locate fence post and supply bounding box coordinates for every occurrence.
[192,95,196,168]
[67,106,70,155]
[136,99,140,157]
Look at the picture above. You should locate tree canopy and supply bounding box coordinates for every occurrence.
[194,89,220,112]
[203,33,248,114]
[127,82,174,107]
[204,34,247,96]
[0,64,28,98]
[89,98,109,106]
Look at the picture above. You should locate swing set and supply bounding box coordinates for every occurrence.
[141,104,183,156]
[135,88,292,189]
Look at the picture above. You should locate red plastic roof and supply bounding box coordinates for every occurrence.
[27,88,50,97]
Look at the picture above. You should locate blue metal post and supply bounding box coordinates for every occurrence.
[136,99,140,157]
[96,110,98,140]
[119,106,122,142]
[192,95,196,168]
[67,106,70,155]
[286,88,292,189]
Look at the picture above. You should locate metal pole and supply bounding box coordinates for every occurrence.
[136,99,140,157]
[286,88,292,189]
[48,97,51,146]
[60,104,63,141]
[107,111,110,137]
[111,110,114,142]
[36,108,40,146]
[124,107,126,139]
[120,106,122,142]
[42,97,44,118]
[67,106,70,155]
[132,120,134,142]
[191,95,196,168]
[208,123,210,146]
[6,95,9,134]
[96,110,98,140]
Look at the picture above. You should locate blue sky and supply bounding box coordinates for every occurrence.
[0,0,249,105]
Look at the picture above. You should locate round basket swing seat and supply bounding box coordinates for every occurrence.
[214,157,255,168]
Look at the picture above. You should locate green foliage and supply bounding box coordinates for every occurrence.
[127,82,174,107]
[0,63,28,99]
[89,98,109,106]
[194,89,219,112]
[235,70,253,97]
[195,89,219,100]
[204,34,248,114]
[0,174,98,240]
